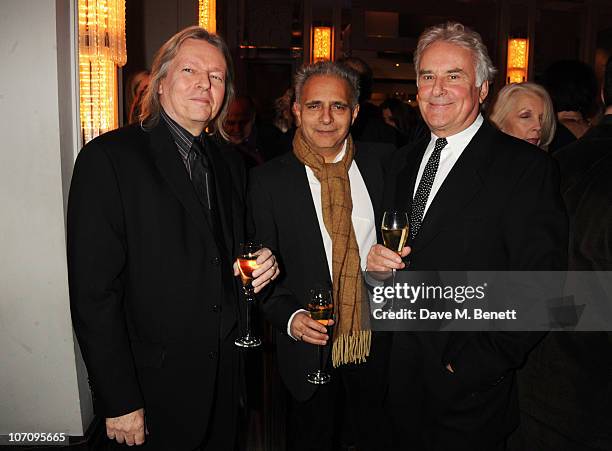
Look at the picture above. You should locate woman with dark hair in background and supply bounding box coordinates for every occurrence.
[380,97,427,147]
[272,88,295,134]
[125,69,150,124]
[542,60,600,152]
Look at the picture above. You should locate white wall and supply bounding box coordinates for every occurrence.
[0,0,93,435]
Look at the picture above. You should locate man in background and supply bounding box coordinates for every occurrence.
[512,56,612,451]
[339,56,399,146]
[224,95,285,167]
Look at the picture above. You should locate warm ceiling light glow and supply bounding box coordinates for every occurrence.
[312,26,332,62]
[199,0,216,33]
[78,0,127,144]
[507,38,529,84]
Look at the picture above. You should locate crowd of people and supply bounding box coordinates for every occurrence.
[68,20,611,451]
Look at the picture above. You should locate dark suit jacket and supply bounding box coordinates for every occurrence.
[67,121,245,450]
[556,114,612,270]
[516,114,612,449]
[548,121,577,154]
[247,142,390,401]
[386,120,568,447]
[352,102,399,146]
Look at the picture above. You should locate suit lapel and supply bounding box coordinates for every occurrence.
[206,140,235,253]
[282,153,332,284]
[395,137,429,213]
[411,122,493,253]
[354,145,383,225]
[148,122,212,241]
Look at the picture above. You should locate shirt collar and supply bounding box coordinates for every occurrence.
[160,109,204,154]
[331,139,348,163]
[430,113,484,148]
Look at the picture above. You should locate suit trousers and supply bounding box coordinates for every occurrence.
[105,331,239,451]
[286,332,392,451]
[507,411,604,451]
[387,332,514,451]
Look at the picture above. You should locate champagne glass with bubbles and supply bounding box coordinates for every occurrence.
[381,211,409,256]
[381,211,409,293]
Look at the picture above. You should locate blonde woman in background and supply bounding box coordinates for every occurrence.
[489,82,556,150]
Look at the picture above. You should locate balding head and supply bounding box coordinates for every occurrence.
[224,95,256,144]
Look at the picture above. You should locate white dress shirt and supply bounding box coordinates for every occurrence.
[413,114,484,215]
[287,140,377,338]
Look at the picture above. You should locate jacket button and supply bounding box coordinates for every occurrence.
[211,257,220,265]
[492,375,505,386]
[212,304,221,313]
[208,351,217,359]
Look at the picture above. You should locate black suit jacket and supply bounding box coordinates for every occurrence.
[352,102,399,146]
[386,120,568,447]
[516,115,612,448]
[247,142,390,401]
[555,114,612,270]
[67,121,245,450]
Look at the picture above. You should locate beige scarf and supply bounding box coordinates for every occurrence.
[292,129,371,367]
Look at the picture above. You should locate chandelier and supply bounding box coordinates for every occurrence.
[506,38,529,84]
[78,0,127,144]
[199,0,216,33]
[312,26,333,62]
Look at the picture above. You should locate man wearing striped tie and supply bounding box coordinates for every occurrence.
[68,27,278,450]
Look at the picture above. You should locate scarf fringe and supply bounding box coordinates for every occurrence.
[331,330,371,367]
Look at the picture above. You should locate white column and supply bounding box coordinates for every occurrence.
[0,0,93,435]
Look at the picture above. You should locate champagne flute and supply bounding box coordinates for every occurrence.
[381,211,409,294]
[381,211,409,255]
[234,242,263,348]
[306,288,333,385]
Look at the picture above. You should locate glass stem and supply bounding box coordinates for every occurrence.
[390,269,397,311]
[319,327,326,372]
[245,294,252,338]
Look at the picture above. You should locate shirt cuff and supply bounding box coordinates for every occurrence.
[363,269,385,289]
[287,309,308,340]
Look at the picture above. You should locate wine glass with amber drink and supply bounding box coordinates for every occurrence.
[306,288,333,385]
[234,242,262,348]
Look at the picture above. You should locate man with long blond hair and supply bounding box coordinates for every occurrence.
[68,27,278,450]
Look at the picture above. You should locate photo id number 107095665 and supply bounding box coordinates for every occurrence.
[1,432,68,446]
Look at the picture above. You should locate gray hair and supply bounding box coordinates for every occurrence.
[139,26,235,140]
[293,62,360,108]
[414,22,497,87]
[489,82,557,150]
